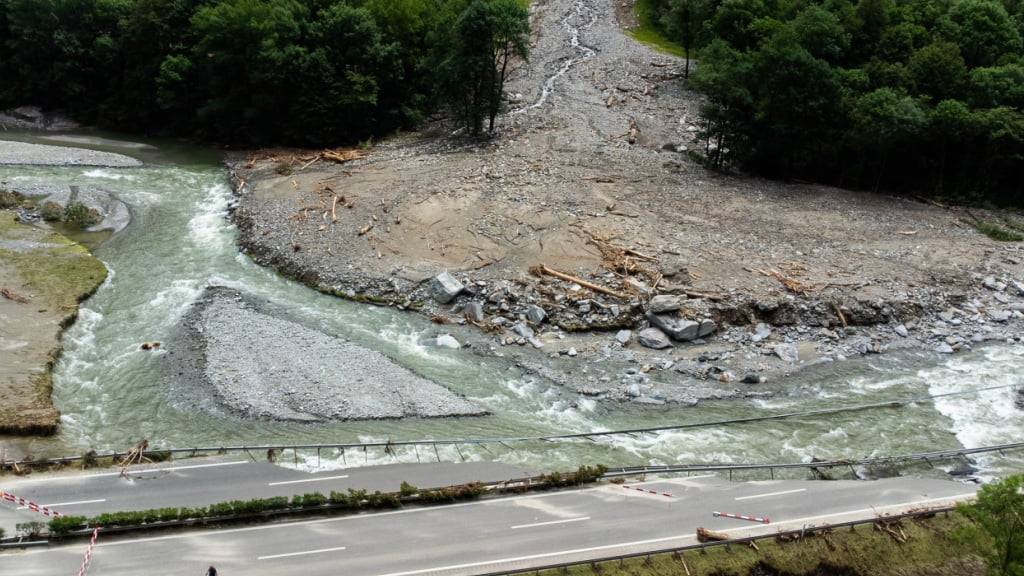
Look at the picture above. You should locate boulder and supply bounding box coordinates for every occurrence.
[751,323,771,342]
[698,319,717,338]
[989,309,1011,322]
[936,343,955,354]
[637,328,672,349]
[430,272,464,304]
[894,324,909,338]
[512,322,535,339]
[648,295,681,313]
[525,304,546,324]
[435,334,461,349]
[1012,280,1024,296]
[614,330,632,345]
[463,301,484,323]
[982,276,1006,291]
[774,343,799,363]
[647,313,700,341]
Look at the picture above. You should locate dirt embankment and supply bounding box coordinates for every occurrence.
[0,212,107,435]
[231,0,1024,399]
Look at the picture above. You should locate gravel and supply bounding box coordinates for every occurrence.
[0,140,142,167]
[165,287,485,421]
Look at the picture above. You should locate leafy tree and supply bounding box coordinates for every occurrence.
[957,474,1024,576]
[442,0,529,135]
[908,41,968,100]
[791,5,851,62]
[941,0,1022,66]
[850,87,926,188]
[710,0,769,49]
[970,63,1024,107]
[689,39,755,167]
[664,0,710,77]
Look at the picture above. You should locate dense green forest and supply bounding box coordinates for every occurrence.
[0,0,528,144]
[647,0,1024,204]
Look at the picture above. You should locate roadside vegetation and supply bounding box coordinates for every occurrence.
[0,0,529,144]
[534,474,1024,576]
[643,0,1024,205]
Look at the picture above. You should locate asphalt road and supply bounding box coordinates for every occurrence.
[0,476,976,576]
[0,458,534,534]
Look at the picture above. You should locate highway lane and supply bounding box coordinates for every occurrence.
[0,458,534,533]
[0,476,977,576]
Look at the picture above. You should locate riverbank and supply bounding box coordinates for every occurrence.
[230,0,1024,407]
[0,211,107,435]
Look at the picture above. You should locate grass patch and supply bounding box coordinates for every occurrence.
[538,513,983,576]
[627,0,686,57]
[975,220,1024,242]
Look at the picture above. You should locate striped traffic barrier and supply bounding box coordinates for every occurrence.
[622,485,674,498]
[713,511,770,524]
[0,490,63,517]
[76,527,100,576]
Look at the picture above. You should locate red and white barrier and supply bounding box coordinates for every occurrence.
[0,490,63,517]
[713,511,770,524]
[622,485,674,498]
[76,527,100,576]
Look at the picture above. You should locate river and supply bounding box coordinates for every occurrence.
[2,134,1022,478]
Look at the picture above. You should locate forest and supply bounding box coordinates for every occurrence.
[0,0,529,144]
[646,0,1024,204]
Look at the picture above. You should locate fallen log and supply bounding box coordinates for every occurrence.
[529,264,628,300]
[1,287,30,304]
[696,527,729,542]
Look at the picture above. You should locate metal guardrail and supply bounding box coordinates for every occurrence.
[3,384,1019,470]
[474,507,960,576]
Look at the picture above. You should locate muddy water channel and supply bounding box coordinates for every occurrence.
[3,134,1023,478]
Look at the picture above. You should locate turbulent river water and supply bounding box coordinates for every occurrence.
[3,136,1023,478]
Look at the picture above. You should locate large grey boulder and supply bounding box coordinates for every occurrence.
[525,304,546,324]
[463,301,484,323]
[637,328,672,349]
[647,313,700,341]
[615,330,632,345]
[648,295,681,313]
[751,323,772,342]
[698,319,717,338]
[774,343,799,363]
[430,272,464,303]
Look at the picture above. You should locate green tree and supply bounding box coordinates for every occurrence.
[442,0,529,135]
[941,0,1022,66]
[664,0,710,77]
[710,0,768,49]
[970,63,1024,107]
[791,5,851,62]
[957,474,1024,576]
[851,87,927,189]
[908,41,968,101]
[689,39,755,167]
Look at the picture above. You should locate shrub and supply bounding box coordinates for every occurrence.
[63,202,102,228]
[39,201,64,221]
[16,521,46,538]
[300,492,327,508]
[0,189,23,209]
[274,162,293,176]
[976,220,1024,241]
[956,474,1024,576]
[207,502,234,517]
[399,481,418,497]
[48,515,87,535]
[157,508,180,522]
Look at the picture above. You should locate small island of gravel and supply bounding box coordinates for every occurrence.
[0,140,142,167]
[165,287,486,421]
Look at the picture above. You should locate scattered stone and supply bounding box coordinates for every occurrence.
[988,309,1011,323]
[512,322,535,339]
[463,301,484,323]
[626,383,642,397]
[741,373,763,384]
[615,330,632,345]
[935,343,955,354]
[565,347,578,357]
[648,295,681,313]
[894,324,909,338]
[429,272,464,304]
[1012,280,1024,296]
[948,461,979,477]
[647,313,699,341]
[982,276,1007,291]
[774,343,799,363]
[528,337,545,349]
[698,319,717,338]
[435,334,461,349]
[140,341,161,351]
[525,304,546,324]
[637,327,672,349]
[751,323,771,342]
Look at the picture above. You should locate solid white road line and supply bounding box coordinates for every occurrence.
[17,498,106,510]
[511,517,591,530]
[365,493,979,576]
[257,546,347,561]
[5,460,248,484]
[268,474,350,486]
[735,488,807,501]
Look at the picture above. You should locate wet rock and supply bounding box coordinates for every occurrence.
[525,304,546,324]
[895,324,909,338]
[464,301,484,323]
[698,319,717,338]
[751,323,771,342]
[637,327,672,349]
[647,313,699,341]
[741,373,764,384]
[1012,280,1024,296]
[512,322,535,339]
[648,295,681,313]
[430,272,464,303]
[774,343,799,363]
[948,460,979,477]
[982,276,1006,291]
[989,309,1011,322]
[528,337,545,349]
[615,330,632,345]
[626,383,642,397]
[436,334,461,349]
[936,343,955,354]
